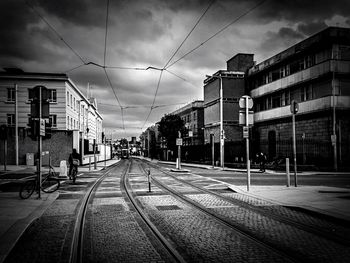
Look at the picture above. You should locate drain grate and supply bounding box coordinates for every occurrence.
[156,205,181,211]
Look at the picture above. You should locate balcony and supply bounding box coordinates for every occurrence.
[254,96,350,122]
[250,60,350,98]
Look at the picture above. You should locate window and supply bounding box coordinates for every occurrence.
[49,115,57,128]
[74,97,76,111]
[67,116,70,129]
[67,92,70,106]
[7,114,15,126]
[70,94,72,108]
[272,93,281,108]
[48,89,57,103]
[7,88,15,102]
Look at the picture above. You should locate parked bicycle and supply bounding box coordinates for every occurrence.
[19,165,60,199]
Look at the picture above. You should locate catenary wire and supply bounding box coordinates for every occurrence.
[25,0,86,65]
[166,0,268,69]
[103,0,110,67]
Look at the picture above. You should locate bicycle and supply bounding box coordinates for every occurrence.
[19,165,60,199]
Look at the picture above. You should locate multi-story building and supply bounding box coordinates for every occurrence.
[0,69,103,165]
[203,54,254,164]
[247,27,350,168]
[171,100,204,146]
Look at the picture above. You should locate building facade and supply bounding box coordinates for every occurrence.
[171,100,204,146]
[203,54,254,164]
[247,27,350,168]
[0,69,103,166]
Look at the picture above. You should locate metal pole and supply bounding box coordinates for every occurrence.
[211,134,215,168]
[38,86,42,199]
[332,50,338,171]
[3,140,7,171]
[292,113,297,187]
[15,84,18,166]
[93,139,97,170]
[286,158,290,187]
[219,76,224,168]
[246,96,250,191]
[178,131,181,170]
[104,133,106,169]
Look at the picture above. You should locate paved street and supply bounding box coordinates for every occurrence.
[0,158,349,262]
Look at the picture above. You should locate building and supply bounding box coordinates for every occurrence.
[203,54,254,165]
[0,69,105,166]
[247,27,350,169]
[171,100,204,146]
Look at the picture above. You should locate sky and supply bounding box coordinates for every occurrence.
[1,0,349,140]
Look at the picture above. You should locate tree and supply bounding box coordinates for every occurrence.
[157,114,185,152]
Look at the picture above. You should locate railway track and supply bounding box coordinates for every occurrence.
[136,158,350,263]
[69,159,184,263]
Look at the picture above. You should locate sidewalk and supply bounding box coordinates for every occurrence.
[141,157,350,222]
[0,158,120,263]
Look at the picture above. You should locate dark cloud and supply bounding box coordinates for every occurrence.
[260,27,304,53]
[297,21,328,36]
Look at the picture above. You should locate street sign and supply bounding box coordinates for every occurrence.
[239,95,253,109]
[239,110,254,126]
[176,138,183,146]
[290,100,299,114]
[243,126,249,138]
[40,119,45,136]
[188,131,193,137]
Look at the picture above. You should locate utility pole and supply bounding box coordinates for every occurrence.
[291,100,298,187]
[219,76,224,169]
[15,84,18,166]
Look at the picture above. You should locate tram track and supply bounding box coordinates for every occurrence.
[70,159,185,263]
[137,158,350,263]
[145,160,350,246]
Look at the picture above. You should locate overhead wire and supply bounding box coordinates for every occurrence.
[25,0,86,65]
[103,0,110,67]
[142,0,215,131]
[166,0,268,69]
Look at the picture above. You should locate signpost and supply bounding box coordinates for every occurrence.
[30,85,50,198]
[290,100,298,187]
[176,131,182,170]
[239,95,254,191]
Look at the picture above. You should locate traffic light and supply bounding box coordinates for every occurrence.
[44,121,52,139]
[28,118,38,140]
[0,125,7,140]
[30,85,50,118]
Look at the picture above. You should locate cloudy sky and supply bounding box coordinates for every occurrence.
[1,0,349,139]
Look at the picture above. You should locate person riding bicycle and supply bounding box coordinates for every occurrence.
[68,148,80,180]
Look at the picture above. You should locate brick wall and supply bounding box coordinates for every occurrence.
[0,128,73,166]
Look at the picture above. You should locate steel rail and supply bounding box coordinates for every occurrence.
[69,161,122,263]
[138,160,303,263]
[145,161,350,246]
[121,159,186,263]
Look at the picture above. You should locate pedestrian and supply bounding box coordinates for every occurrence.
[259,152,266,172]
[68,148,80,179]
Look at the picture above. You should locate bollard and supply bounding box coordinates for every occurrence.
[147,169,151,192]
[89,156,91,171]
[286,158,290,187]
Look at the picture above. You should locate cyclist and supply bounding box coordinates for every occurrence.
[68,148,80,180]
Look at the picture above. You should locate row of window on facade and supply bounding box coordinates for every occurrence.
[6,114,57,128]
[254,84,313,112]
[249,48,335,89]
[7,87,57,102]
[181,112,197,123]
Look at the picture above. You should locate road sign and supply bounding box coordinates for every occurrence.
[188,131,193,137]
[40,119,45,136]
[239,110,254,126]
[239,95,253,109]
[243,126,249,138]
[176,138,183,146]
